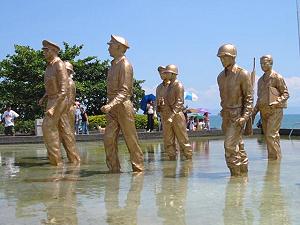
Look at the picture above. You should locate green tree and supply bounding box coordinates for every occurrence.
[0,43,145,119]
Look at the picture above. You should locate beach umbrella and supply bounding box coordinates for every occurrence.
[140,94,156,112]
[187,108,210,114]
[187,113,204,119]
[184,92,199,101]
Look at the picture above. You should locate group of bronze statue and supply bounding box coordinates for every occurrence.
[39,35,289,176]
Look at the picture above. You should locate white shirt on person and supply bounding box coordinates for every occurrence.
[2,110,19,127]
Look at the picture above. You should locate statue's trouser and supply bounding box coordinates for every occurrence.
[68,105,76,134]
[104,100,144,173]
[161,112,192,160]
[221,109,248,176]
[42,97,81,166]
[260,107,283,160]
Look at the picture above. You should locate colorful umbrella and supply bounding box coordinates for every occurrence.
[140,94,156,112]
[184,92,199,101]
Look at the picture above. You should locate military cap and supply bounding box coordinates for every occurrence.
[107,35,130,48]
[42,40,60,52]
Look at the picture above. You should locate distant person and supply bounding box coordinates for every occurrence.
[80,107,89,135]
[2,105,19,136]
[203,112,210,130]
[188,116,195,131]
[146,100,155,132]
[74,103,81,135]
[197,118,205,131]
[252,55,289,160]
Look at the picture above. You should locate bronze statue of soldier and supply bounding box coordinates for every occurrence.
[101,35,144,173]
[39,40,80,166]
[217,44,253,176]
[252,55,289,160]
[159,64,193,160]
[64,61,76,134]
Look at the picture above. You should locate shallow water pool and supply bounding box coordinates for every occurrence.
[0,136,299,224]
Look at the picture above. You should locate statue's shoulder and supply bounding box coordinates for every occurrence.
[237,66,250,77]
[272,71,284,80]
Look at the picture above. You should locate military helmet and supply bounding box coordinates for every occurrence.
[217,44,237,57]
[163,64,178,75]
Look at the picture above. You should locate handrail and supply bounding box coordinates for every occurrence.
[289,122,300,138]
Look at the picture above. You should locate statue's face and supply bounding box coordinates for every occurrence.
[260,58,272,72]
[108,43,119,57]
[160,73,168,82]
[219,55,235,68]
[43,48,55,61]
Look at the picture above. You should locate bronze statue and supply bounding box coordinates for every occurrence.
[253,55,289,160]
[158,64,193,160]
[65,61,76,133]
[40,40,80,166]
[217,44,253,176]
[101,35,144,173]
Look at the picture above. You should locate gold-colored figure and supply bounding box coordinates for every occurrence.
[101,35,144,173]
[253,55,289,160]
[65,61,76,133]
[157,65,193,160]
[217,44,253,176]
[40,40,80,166]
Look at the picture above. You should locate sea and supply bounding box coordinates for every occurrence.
[209,114,300,129]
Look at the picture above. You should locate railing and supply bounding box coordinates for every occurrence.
[289,122,300,138]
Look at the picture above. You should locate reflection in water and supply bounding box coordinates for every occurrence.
[223,177,254,225]
[39,165,80,225]
[191,139,210,159]
[0,152,20,178]
[104,174,144,225]
[156,161,192,225]
[41,166,80,225]
[259,161,290,225]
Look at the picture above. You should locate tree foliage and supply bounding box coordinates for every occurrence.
[0,43,145,119]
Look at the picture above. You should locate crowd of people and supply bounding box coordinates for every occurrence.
[186,112,210,131]
[145,100,210,132]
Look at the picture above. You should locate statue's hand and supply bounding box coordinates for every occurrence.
[101,105,111,114]
[38,98,44,106]
[46,107,55,117]
[167,117,173,123]
[236,117,246,127]
[269,101,279,109]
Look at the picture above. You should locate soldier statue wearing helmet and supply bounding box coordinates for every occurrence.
[157,64,193,160]
[217,44,253,176]
[64,61,76,133]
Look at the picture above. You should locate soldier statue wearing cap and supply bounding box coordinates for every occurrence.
[159,64,193,160]
[100,35,144,173]
[217,44,253,176]
[39,40,80,166]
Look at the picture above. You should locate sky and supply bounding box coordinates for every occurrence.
[1,0,300,114]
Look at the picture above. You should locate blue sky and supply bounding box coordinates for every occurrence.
[1,0,300,114]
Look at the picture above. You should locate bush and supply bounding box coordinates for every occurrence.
[15,120,35,134]
[88,115,107,130]
[88,114,158,130]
